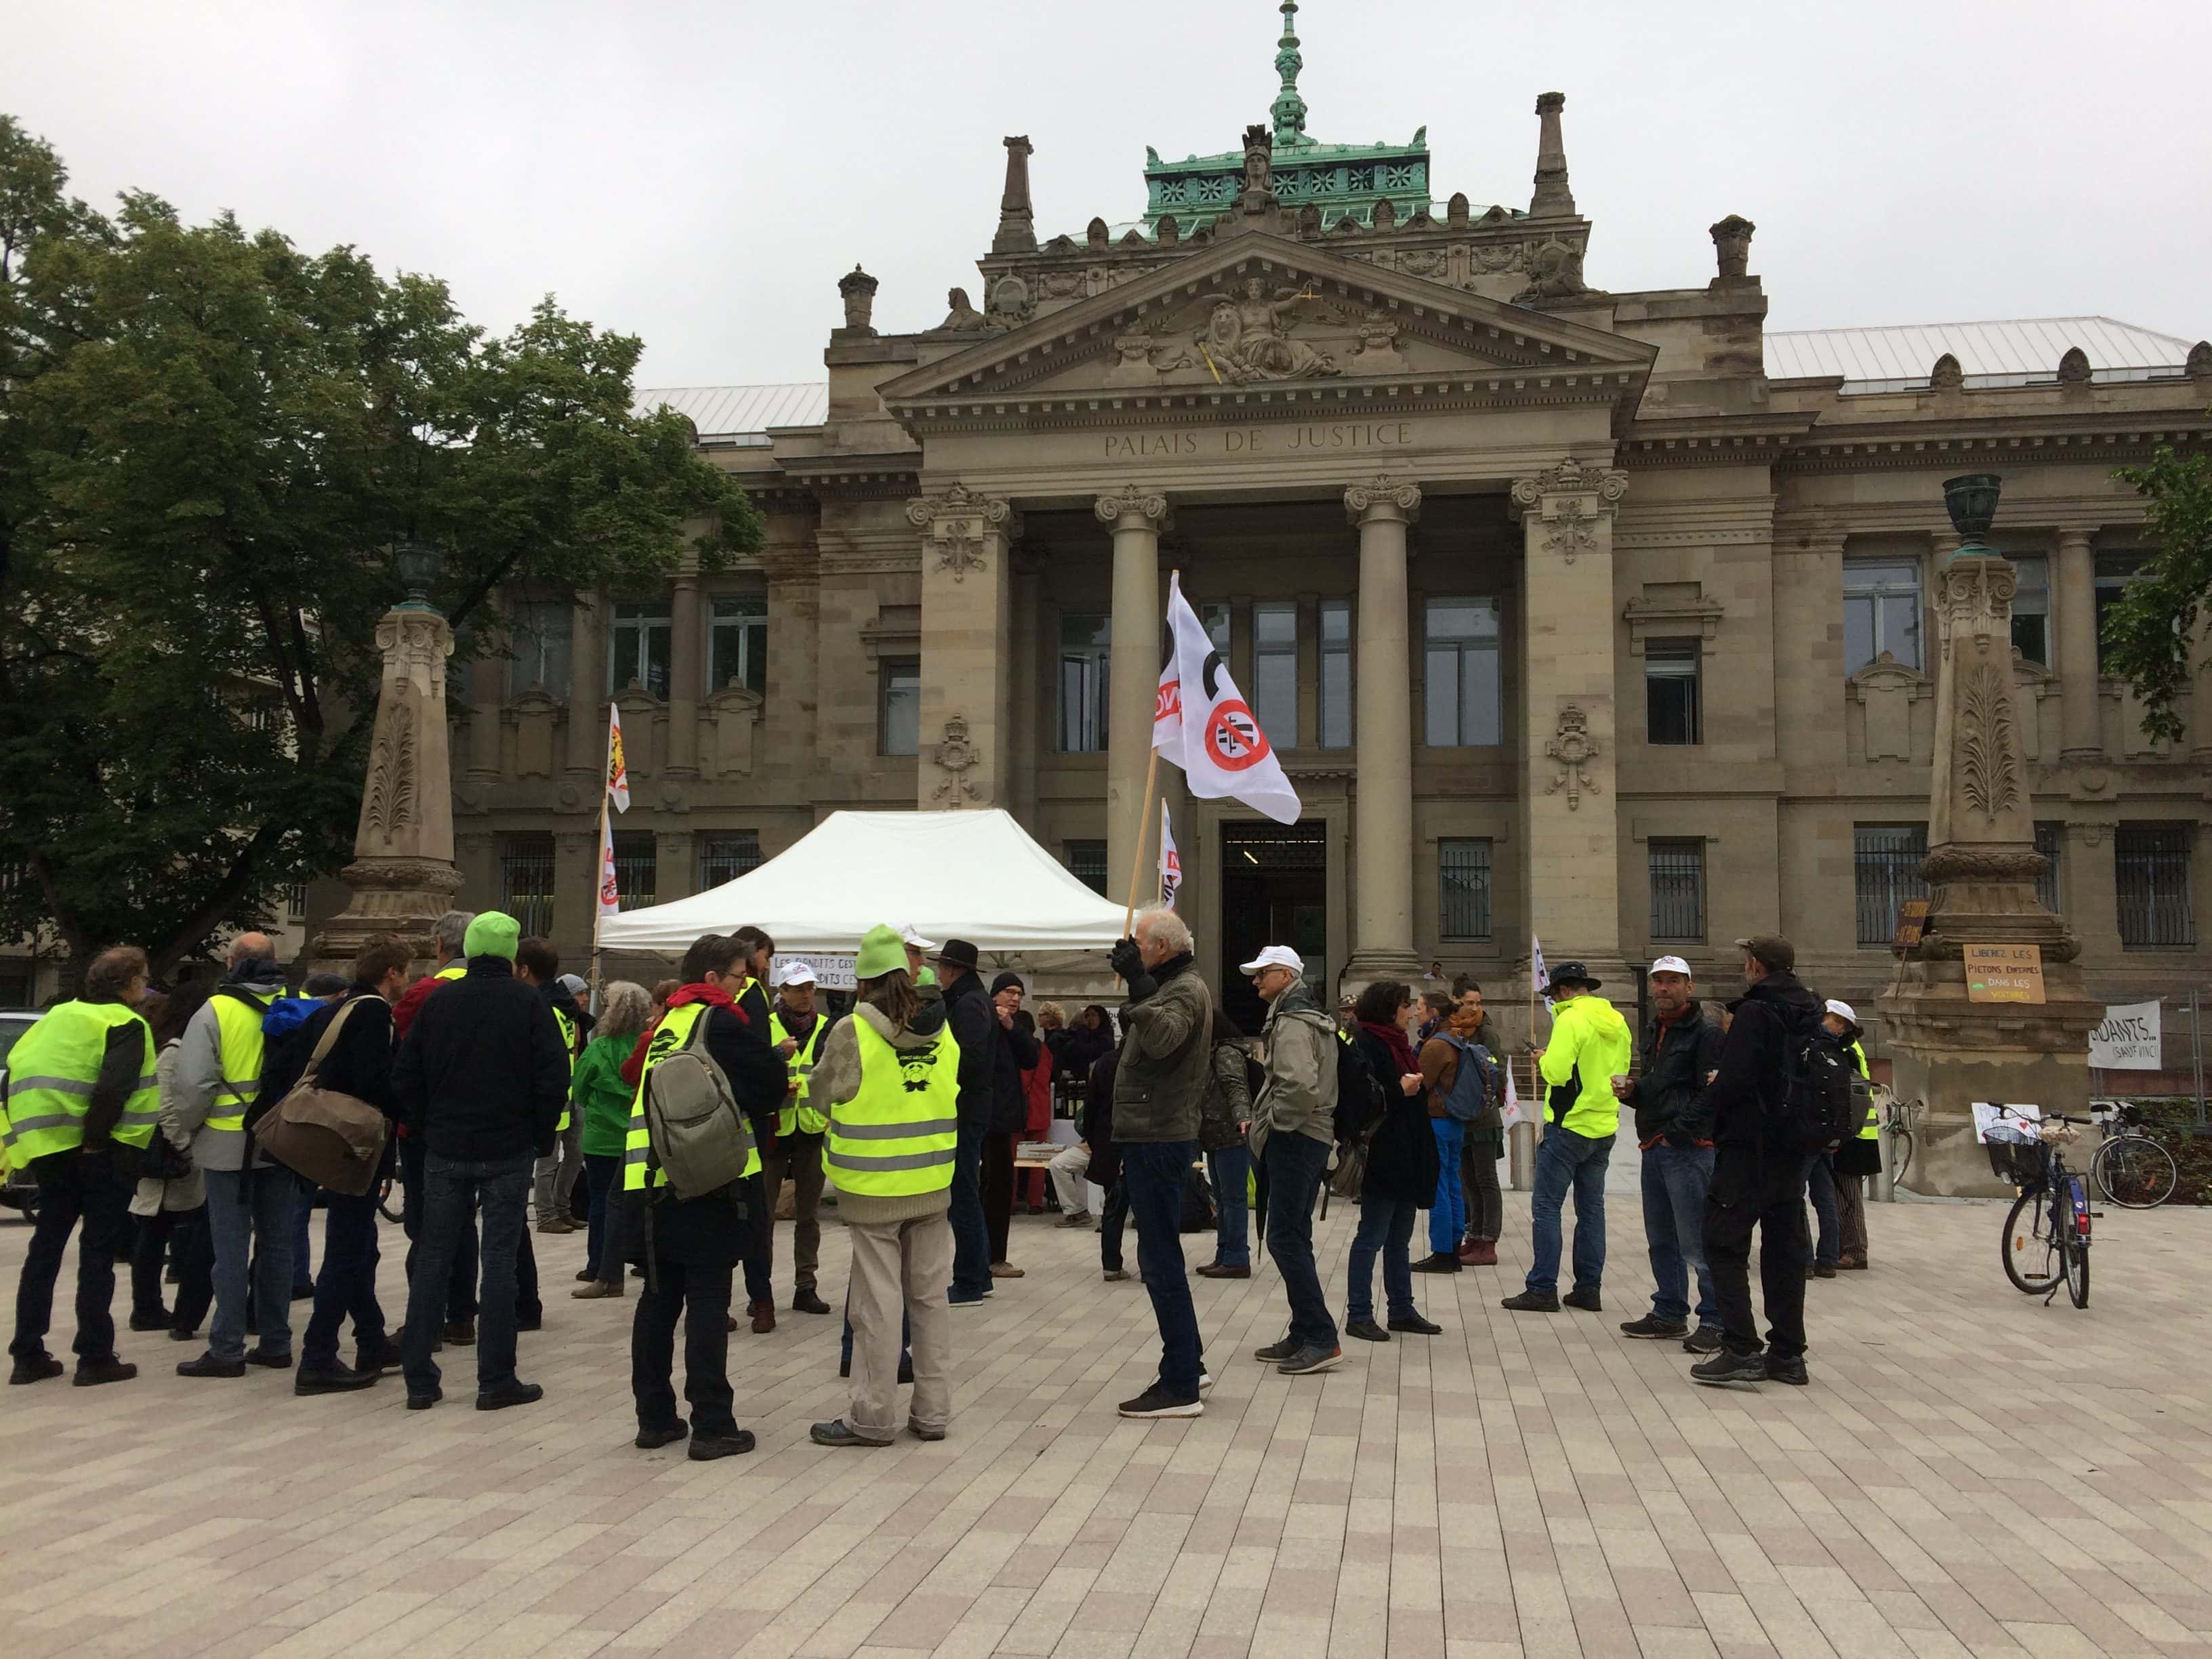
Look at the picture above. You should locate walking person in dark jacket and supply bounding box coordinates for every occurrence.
[1195,1012,1254,1278]
[392,912,569,1411]
[933,941,998,1306]
[1615,958,1727,1353]
[1086,1049,1129,1279]
[729,926,785,1332]
[1343,981,1444,1343]
[1690,936,1822,1389]
[981,972,1040,1277]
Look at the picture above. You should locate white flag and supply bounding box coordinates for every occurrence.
[1501,1055,1523,1129]
[1152,572,1300,823]
[597,813,620,921]
[1159,798,1182,909]
[1531,935,1549,996]
[606,705,630,813]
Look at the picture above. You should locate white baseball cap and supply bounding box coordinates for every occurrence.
[1238,945,1305,975]
[899,924,937,952]
[1824,998,1858,1025]
[774,960,818,988]
[1647,956,1693,978]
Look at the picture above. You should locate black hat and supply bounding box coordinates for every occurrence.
[932,939,981,973]
[990,970,1025,996]
[1547,960,1602,993]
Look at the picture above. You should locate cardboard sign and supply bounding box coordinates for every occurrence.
[771,953,857,992]
[2089,1000,2163,1070]
[1891,899,1929,954]
[1963,943,2045,1005]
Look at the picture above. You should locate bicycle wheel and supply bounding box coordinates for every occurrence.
[2001,1189,2061,1294]
[2093,1134,2176,1210]
[1891,1128,1914,1185]
[2064,1232,2090,1308]
[376,1174,403,1225]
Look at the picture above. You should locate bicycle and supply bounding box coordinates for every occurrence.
[1881,1092,1919,1186]
[2089,1101,2178,1210]
[1988,1106,2091,1308]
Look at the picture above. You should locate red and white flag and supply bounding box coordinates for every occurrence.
[606,705,630,813]
[1159,799,1182,909]
[598,815,621,920]
[1152,573,1300,824]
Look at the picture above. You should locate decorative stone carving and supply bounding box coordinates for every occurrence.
[1959,662,2023,819]
[2189,340,2212,383]
[1094,487,1170,529]
[1446,192,1469,227]
[1512,237,1592,304]
[1708,215,1755,281]
[1396,247,1445,278]
[2056,344,2091,384]
[987,274,1031,325]
[1509,458,1626,564]
[1086,217,1109,251]
[1343,476,1420,522]
[704,684,762,779]
[1240,122,1273,201]
[1849,653,1929,762]
[1543,704,1601,810]
[1371,199,1396,232]
[1346,316,1410,374]
[1155,214,1180,245]
[992,134,1036,255]
[1296,203,1322,237]
[907,485,1015,583]
[930,715,983,804]
[1193,275,1338,382]
[1934,551,2017,662]
[837,264,878,333]
[1930,352,1964,392]
[362,703,417,838]
[937,287,988,329]
[1622,585,1725,655]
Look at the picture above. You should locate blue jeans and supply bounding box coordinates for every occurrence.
[205,1166,300,1362]
[1640,1143,1717,1328]
[1803,1152,1839,1267]
[1121,1141,1204,1396]
[1347,1194,1418,1324]
[1205,1145,1251,1268]
[402,1151,532,1396]
[946,1119,991,1298]
[583,1152,622,1281]
[302,1191,387,1368]
[1525,1126,1612,1297]
[1428,1118,1467,1255]
[1263,1132,1337,1350]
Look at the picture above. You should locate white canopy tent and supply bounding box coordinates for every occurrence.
[594,808,1132,962]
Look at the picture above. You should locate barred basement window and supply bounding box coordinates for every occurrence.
[1065,840,1108,897]
[1650,840,1706,942]
[2117,823,2194,949]
[612,832,657,912]
[499,833,556,940]
[1437,839,1492,941]
[697,832,762,890]
[1853,824,1928,947]
[2033,821,2064,915]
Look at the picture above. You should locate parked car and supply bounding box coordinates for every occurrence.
[1,1007,44,1217]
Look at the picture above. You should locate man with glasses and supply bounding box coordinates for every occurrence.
[1242,946,1343,1377]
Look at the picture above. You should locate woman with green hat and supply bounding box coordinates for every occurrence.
[805,924,959,1448]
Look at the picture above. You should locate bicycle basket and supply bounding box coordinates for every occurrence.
[1984,1124,2047,1190]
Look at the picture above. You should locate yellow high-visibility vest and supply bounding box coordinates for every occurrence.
[1851,1041,1879,1138]
[553,1004,577,1132]
[205,987,283,1137]
[1,1001,159,1168]
[770,1011,831,1138]
[823,1017,959,1199]
[623,1001,762,1191]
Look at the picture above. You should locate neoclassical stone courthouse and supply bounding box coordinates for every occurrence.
[445,9,2211,1044]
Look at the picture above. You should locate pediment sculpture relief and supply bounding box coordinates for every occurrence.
[1193,276,1341,383]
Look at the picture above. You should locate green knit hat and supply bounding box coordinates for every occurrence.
[916,966,937,987]
[463,911,520,961]
[854,923,907,981]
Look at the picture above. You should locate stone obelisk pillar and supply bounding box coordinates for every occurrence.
[312,544,463,972]
[1879,476,2104,1196]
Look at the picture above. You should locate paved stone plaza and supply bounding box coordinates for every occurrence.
[5,1193,2211,1659]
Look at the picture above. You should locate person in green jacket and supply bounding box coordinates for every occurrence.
[1502,962,1634,1315]
[570,982,653,1300]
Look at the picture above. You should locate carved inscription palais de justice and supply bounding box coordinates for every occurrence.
[1102,419,1414,459]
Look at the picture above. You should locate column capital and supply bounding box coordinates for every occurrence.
[2053,525,2100,552]
[1509,456,1628,516]
[907,483,1018,583]
[1094,487,1170,531]
[1343,474,1421,525]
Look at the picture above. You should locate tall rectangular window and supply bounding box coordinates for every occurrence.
[710,593,768,695]
[499,832,556,940]
[608,598,672,697]
[1425,598,1502,747]
[2034,821,2064,915]
[2009,555,2050,665]
[1065,840,1108,896]
[880,658,920,756]
[1251,602,1299,750]
[1853,823,1928,947]
[611,832,657,912]
[508,600,573,698]
[1650,840,1706,941]
[1437,839,1492,941]
[286,883,308,924]
[1059,614,1110,753]
[1843,560,1923,674]
[697,832,762,890]
[1318,598,1352,750]
[1198,602,1231,655]
[1645,640,1702,745]
[2116,823,2194,949]
[2093,553,2147,672]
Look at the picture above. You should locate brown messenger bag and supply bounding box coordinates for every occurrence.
[251,996,391,1196]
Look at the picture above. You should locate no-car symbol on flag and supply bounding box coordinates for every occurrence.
[1202,699,1271,771]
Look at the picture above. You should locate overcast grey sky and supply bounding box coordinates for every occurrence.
[11,1,2211,388]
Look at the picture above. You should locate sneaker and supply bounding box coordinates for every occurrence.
[1619,1315,1689,1340]
[294,1363,380,1396]
[811,1418,893,1448]
[476,1381,544,1411]
[73,1357,138,1387]
[1118,1384,1204,1418]
[571,1280,624,1300]
[1387,1314,1442,1336]
[1055,1212,1095,1229]
[905,1419,947,1441]
[1563,1288,1602,1313]
[1690,1349,1767,1389]
[989,1262,1025,1279]
[689,1429,756,1460]
[1252,1336,1299,1363]
[1499,1290,1559,1313]
[1277,1344,1343,1376]
[635,1422,689,1450]
[442,1319,476,1347]
[129,1309,172,1332]
[8,1353,64,1386]
[1195,1263,1250,1279]
[792,1290,832,1315]
[948,1289,990,1306]
[1682,1328,1725,1356]
[1408,1252,1462,1274]
[177,1354,247,1378]
[355,1339,404,1376]
[1765,1354,1810,1387]
[1345,1319,1390,1343]
[1101,1269,1130,1283]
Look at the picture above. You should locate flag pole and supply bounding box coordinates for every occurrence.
[589,790,608,1012]
[1122,743,1162,936]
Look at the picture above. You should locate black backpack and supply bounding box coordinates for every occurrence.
[1774,1012,1856,1155]
[1332,1027,1386,1145]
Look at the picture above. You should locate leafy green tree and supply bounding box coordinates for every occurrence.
[2105,440,2212,743]
[0,115,761,985]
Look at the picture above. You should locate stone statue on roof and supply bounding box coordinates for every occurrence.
[1195,275,1338,382]
[939,288,989,329]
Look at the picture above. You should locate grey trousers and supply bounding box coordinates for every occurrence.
[532,1115,583,1219]
[760,1131,827,1292]
[845,1213,954,1441]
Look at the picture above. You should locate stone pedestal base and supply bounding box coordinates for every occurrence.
[310,856,463,977]
[1339,949,1425,994]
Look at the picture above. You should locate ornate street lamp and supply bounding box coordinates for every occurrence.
[391,538,445,610]
[1941,473,2003,558]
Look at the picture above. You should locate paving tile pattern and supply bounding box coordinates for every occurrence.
[4,1193,2210,1658]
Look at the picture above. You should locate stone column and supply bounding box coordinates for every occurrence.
[2192,619,2212,766]
[908,485,1020,812]
[564,593,603,780]
[1097,488,1169,903]
[1343,476,1422,984]
[1510,459,1629,996]
[2055,527,2102,761]
[665,574,703,779]
[762,538,821,777]
[466,655,503,783]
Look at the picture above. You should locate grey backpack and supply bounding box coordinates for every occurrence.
[640,1012,755,1202]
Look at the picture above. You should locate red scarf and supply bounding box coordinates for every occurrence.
[621,979,745,1086]
[1357,1019,1418,1080]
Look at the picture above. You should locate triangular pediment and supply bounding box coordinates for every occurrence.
[876,232,1652,415]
